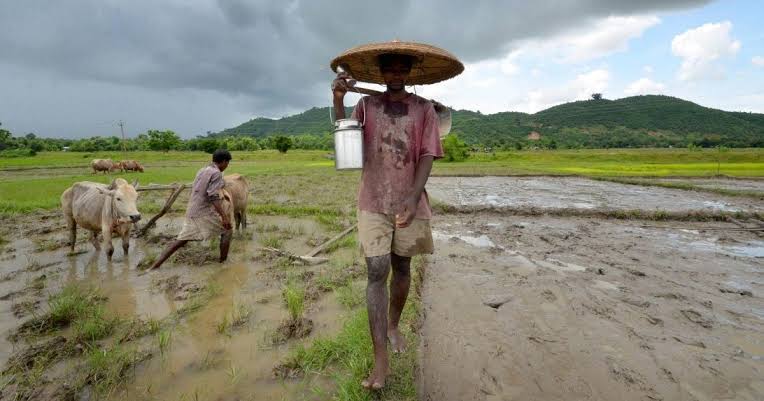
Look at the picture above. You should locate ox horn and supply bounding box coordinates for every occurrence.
[107,179,117,190]
[131,178,139,188]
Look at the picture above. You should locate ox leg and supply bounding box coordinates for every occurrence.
[234,212,242,231]
[66,218,77,252]
[121,229,130,256]
[102,227,114,260]
[242,211,247,230]
[90,231,101,250]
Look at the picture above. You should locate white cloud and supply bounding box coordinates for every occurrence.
[557,16,661,62]
[624,77,666,96]
[753,56,764,67]
[522,69,610,112]
[671,21,741,81]
[506,15,660,64]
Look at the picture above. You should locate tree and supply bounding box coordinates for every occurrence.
[274,135,293,153]
[591,93,603,100]
[442,133,470,162]
[146,130,181,152]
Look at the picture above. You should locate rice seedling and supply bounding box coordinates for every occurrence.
[84,345,139,396]
[226,362,242,386]
[282,283,305,322]
[74,305,119,343]
[261,234,284,249]
[156,329,172,357]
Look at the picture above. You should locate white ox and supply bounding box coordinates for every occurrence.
[61,178,141,259]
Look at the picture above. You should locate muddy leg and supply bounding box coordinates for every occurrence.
[388,253,411,353]
[121,230,130,256]
[150,240,189,270]
[90,231,101,250]
[66,217,77,252]
[234,212,242,231]
[242,212,247,229]
[363,254,391,390]
[219,229,232,262]
[102,227,114,260]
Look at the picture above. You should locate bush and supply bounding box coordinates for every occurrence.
[274,136,293,154]
[442,133,470,162]
[0,148,36,158]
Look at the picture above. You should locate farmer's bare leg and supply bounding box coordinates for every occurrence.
[388,253,411,353]
[219,229,232,262]
[363,254,391,389]
[150,240,189,270]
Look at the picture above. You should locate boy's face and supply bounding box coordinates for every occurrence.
[381,60,412,91]
[217,160,230,172]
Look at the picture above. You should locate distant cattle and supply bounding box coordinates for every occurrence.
[91,159,121,174]
[120,160,144,173]
[61,178,141,260]
[223,174,249,230]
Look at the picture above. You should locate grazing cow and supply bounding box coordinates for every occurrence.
[91,159,121,174]
[61,178,141,260]
[223,174,249,230]
[120,160,145,172]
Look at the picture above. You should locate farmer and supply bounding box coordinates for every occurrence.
[331,41,462,390]
[149,149,233,270]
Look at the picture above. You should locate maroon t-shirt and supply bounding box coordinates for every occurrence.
[352,92,444,219]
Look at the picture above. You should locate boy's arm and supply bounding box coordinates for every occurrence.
[396,155,434,228]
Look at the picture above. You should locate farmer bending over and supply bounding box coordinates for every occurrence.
[332,53,443,390]
[150,149,233,270]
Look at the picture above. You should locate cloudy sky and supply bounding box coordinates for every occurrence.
[1,0,762,138]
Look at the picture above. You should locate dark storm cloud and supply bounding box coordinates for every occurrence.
[0,0,709,137]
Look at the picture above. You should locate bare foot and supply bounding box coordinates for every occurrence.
[361,365,387,390]
[388,328,406,353]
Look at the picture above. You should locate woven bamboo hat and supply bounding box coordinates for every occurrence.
[330,40,463,85]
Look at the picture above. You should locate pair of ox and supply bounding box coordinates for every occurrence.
[90,159,145,174]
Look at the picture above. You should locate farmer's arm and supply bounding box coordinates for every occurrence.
[397,104,443,228]
[396,157,433,228]
[332,72,350,120]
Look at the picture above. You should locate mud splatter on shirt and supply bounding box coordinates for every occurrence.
[352,92,443,219]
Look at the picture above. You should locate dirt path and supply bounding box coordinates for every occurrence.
[418,214,763,401]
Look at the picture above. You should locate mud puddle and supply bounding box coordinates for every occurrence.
[420,213,764,401]
[427,176,764,213]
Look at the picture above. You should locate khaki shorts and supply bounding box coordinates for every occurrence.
[357,210,434,258]
[177,214,227,241]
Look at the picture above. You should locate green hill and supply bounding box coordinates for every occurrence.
[216,95,764,148]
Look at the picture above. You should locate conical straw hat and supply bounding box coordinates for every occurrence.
[330,40,463,85]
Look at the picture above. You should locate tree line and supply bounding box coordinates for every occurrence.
[0,123,334,157]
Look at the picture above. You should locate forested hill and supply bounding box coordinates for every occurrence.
[216,95,764,148]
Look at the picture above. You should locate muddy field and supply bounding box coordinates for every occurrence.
[0,175,762,400]
[428,176,764,213]
[0,205,364,400]
[419,177,763,401]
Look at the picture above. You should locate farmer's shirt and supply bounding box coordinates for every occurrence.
[186,163,224,218]
[352,92,443,219]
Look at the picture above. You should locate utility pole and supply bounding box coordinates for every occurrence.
[118,120,128,159]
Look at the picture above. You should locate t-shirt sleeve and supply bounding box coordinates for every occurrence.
[206,170,224,201]
[420,103,444,159]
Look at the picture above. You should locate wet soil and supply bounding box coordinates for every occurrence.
[419,213,764,401]
[428,176,764,213]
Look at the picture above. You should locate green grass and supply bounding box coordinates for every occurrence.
[282,282,306,322]
[74,305,119,343]
[280,256,425,401]
[2,149,761,216]
[84,345,141,396]
[261,234,284,249]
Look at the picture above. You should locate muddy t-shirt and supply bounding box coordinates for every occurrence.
[186,163,224,218]
[352,92,443,219]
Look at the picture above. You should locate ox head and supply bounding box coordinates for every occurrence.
[99,178,141,223]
